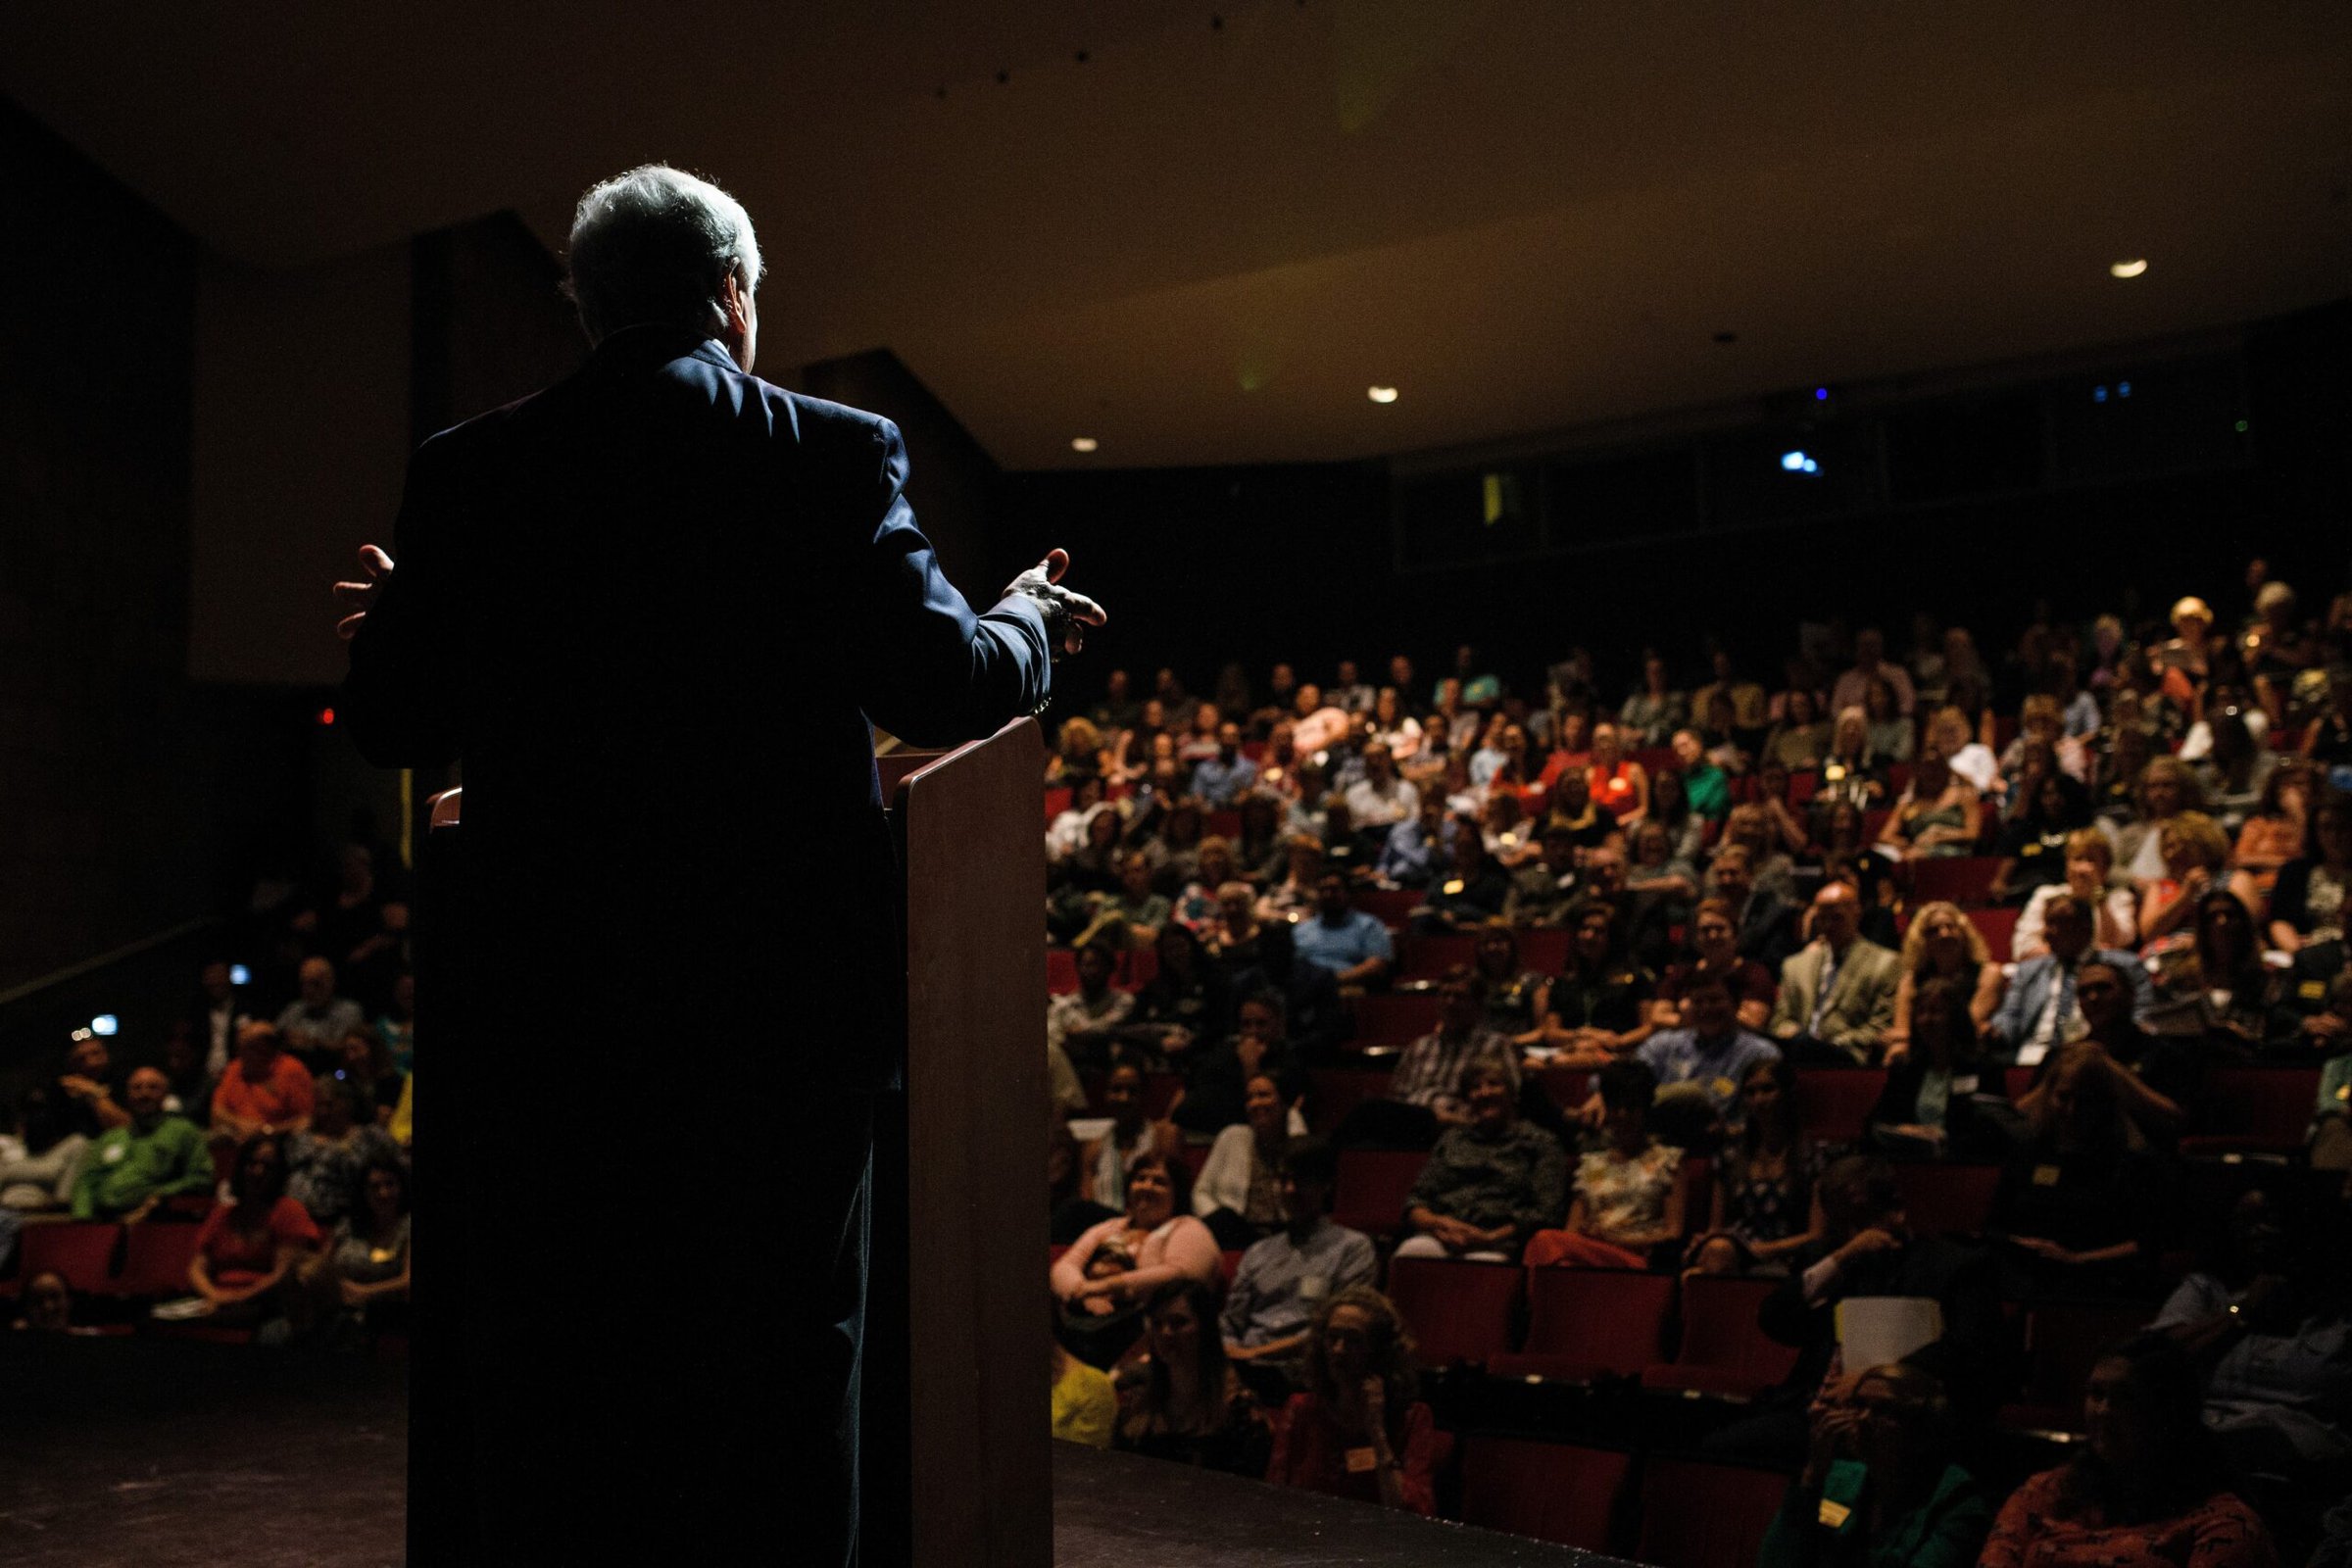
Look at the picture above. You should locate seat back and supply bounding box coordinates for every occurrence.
[2180,1066,2323,1154]
[17,1222,122,1296]
[1519,1267,1674,1377]
[1331,1150,1426,1237]
[1665,1274,1798,1391]
[1907,857,2003,906]
[117,1221,207,1298]
[2010,1299,2154,1432]
[1386,1255,1523,1368]
[1794,1068,1886,1144]
[1351,992,1443,1048]
[1459,1437,1633,1550]
[1356,888,1422,929]
[1972,906,2021,961]
[1635,1457,1792,1568]
[1891,1163,2002,1240]
[1397,932,1480,981]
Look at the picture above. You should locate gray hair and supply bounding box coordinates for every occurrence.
[564,165,763,342]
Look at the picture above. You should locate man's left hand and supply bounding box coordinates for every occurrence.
[334,545,396,640]
[1003,548,1106,657]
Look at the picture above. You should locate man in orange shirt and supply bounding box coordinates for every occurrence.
[209,1021,316,1158]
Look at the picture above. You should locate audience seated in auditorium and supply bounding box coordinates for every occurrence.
[1978,1334,2276,1568]
[1265,1286,1441,1516]
[2135,809,2233,959]
[1832,629,1918,721]
[1071,1065,1186,1227]
[1373,790,1453,890]
[13,1270,104,1337]
[1868,976,2013,1161]
[1112,1280,1270,1477]
[1714,1155,2008,1463]
[2227,760,2313,914]
[1520,902,1654,1065]
[1886,904,2006,1062]
[1047,942,1134,1070]
[1765,688,1835,772]
[1526,1062,1684,1269]
[2108,756,2202,886]
[1991,768,2095,906]
[275,956,368,1072]
[185,1133,322,1342]
[1051,1328,1117,1447]
[2269,790,2351,955]
[1171,992,1305,1138]
[1054,1152,1221,1368]
[188,958,248,1083]
[1606,968,1782,1149]
[1539,764,1621,853]
[0,1083,91,1214]
[1128,921,1230,1064]
[1501,819,1584,928]
[1228,918,1349,1064]
[1415,819,1511,932]
[307,1154,412,1344]
[1469,926,1548,1037]
[1712,844,1802,975]
[1673,727,1734,829]
[1348,968,1519,1150]
[49,1036,129,1143]
[1291,873,1394,991]
[1769,884,1901,1065]
[1879,745,1984,860]
[1652,898,1776,1034]
[1396,1060,1566,1262]
[1759,1362,1991,1568]
[1189,721,1258,808]
[2313,977,2352,1170]
[1985,896,2158,1066]
[1688,1057,1829,1275]
[283,1076,403,1229]
[70,1066,213,1222]
[1619,654,1688,748]
[1194,1073,1297,1250]
[1987,1043,2173,1299]
[1086,852,1170,951]
[2015,958,2192,1144]
[2012,829,2138,960]
[1222,1137,1377,1378]
[2151,1183,2352,1494]
[2157,890,2298,1051]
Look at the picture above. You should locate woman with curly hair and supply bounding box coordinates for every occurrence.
[1886,904,2004,1061]
[1265,1285,1442,1515]
[2135,809,2232,956]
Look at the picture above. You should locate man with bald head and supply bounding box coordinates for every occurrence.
[69,1067,212,1222]
[1767,881,1901,1063]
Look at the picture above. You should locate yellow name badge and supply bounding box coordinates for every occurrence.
[1817,1499,1852,1529]
[2033,1164,2063,1187]
[2301,980,2328,1002]
[1345,1446,1380,1474]
[1711,1078,1737,1100]
[1443,879,1466,896]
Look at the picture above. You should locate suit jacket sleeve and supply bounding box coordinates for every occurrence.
[344,435,466,768]
[1769,950,1811,1039]
[849,417,1052,747]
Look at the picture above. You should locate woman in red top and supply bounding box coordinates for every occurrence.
[1586,722,1651,826]
[1265,1286,1443,1516]
[186,1132,322,1334]
[1980,1334,2275,1568]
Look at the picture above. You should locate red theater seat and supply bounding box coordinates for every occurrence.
[1795,1069,1885,1144]
[1353,992,1443,1048]
[1205,809,1244,841]
[1332,1150,1426,1238]
[1397,933,1479,982]
[1460,1438,1633,1552]
[1519,929,1572,973]
[2179,1066,2321,1156]
[1386,1255,1522,1367]
[1356,889,1423,929]
[1635,1457,1792,1568]
[1972,906,2021,961]
[14,1222,121,1297]
[1047,950,1079,995]
[1891,1163,2001,1240]
[115,1221,206,1298]
[1642,1274,1798,1399]
[1115,948,1158,991]
[1044,787,1071,820]
[2002,1299,2155,1434]
[1307,1066,1393,1132]
[1907,857,2004,907]
[1490,1267,1672,1384]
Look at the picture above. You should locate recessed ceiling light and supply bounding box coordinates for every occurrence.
[2109,258,2148,278]
[1070,436,1099,453]
[1366,385,1398,404]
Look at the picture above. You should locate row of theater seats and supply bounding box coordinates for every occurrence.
[1082,1057,2323,1167]
[1053,858,2026,983]
[1460,1439,1808,1563]
[0,1213,210,1301]
[1044,747,1952,824]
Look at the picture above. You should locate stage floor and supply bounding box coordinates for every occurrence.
[1,1339,1602,1566]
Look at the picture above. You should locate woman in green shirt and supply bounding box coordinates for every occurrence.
[1760,1362,1990,1568]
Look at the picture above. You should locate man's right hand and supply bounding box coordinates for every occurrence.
[1002,548,1106,657]
[334,545,396,640]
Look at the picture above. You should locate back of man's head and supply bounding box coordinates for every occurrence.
[565,165,763,343]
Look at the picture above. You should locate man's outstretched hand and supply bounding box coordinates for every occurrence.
[1003,548,1106,658]
[333,545,396,640]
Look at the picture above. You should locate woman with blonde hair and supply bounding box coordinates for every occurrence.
[2136,809,2232,952]
[1885,903,2004,1060]
[2012,829,2137,959]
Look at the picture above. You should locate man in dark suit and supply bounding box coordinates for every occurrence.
[339,165,1102,1566]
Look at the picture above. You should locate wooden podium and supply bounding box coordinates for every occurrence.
[410,717,1047,1567]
